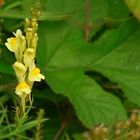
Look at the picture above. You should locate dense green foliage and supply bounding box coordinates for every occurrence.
[0,0,140,139]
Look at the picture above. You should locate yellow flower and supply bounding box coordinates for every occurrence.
[15,81,31,96]
[14,29,26,61]
[28,67,45,82]
[5,29,26,61]
[13,62,26,82]
[23,48,35,67]
[5,37,18,52]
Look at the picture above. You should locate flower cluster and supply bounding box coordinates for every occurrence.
[5,18,45,111]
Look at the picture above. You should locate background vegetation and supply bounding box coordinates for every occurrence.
[0,0,140,139]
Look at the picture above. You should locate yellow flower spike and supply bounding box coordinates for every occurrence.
[5,17,45,116]
[28,67,45,82]
[23,48,35,67]
[5,37,18,52]
[16,81,31,96]
[13,62,27,82]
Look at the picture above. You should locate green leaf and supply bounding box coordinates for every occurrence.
[47,70,126,127]
[125,0,140,21]
[37,21,85,70]
[92,21,140,106]
[0,60,13,74]
[37,21,126,127]
[41,0,85,13]
[40,0,108,37]
[73,134,84,140]
[18,119,48,133]
[107,0,129,19]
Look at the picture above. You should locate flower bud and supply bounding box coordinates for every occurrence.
[31,18,38,32]
[13,29,26,61]
[26,28,33,48]
[25,18,31,30]
[13,62,26,82]
[32,33,38,56]
[23,48,35,67]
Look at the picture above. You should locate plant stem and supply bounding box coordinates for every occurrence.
[85,0,91,42]
[53,112,71,140]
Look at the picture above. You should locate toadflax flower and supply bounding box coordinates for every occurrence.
[5,37,18,52]
[15,81,31,96]
[13,62,27,82]
[28,67,45,82]
[23,48,35,67]
[5,29,26,61]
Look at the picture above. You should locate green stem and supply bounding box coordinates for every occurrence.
[21,94,26,115]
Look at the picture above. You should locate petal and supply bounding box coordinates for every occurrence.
[23,48,35,67]
[13,62,26,71]
[13,62,26,82]
[29,60,36,71]
[5,42,13,52]
[15,82,31,96]
[13,29,22,37]
[5,37,18,52]
[39,73,45,80]
[28,67,45,82]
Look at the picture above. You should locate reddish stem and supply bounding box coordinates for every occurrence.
[85,0,91,42]
[53,112,71,140]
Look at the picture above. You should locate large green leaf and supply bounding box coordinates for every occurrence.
[92,21,140,106]
[42,0,85,12]
[40,0,108,39]
[107,0,129,18]
[47,70,126,127]
[37,19,128,127]
[36,0,139,128]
